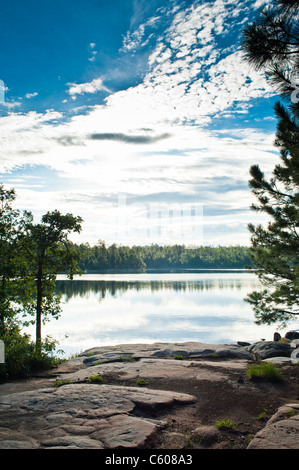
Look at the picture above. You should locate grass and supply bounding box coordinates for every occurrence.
[119,355,135,362]
[183,430,205,448]
[257,410,268,420]
[257,404,274,421]
[88,375,103,383]
[53,379,71,387]
[215,419,237,430]
[247,362,283,382]
[136,378,149,386]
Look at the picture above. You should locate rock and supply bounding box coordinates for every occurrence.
[0,384,196,449]
[285,331,299,340]
[78,342,255,363]
[166,432,185,449]
[41,436,105,449]
[263,357,292,364]
[237,341,251,347]
[291,348,299,364]
[184,344,254,360]
[247,341,292,359]
[273,332,281,342]
[248,404,299,449]
[193,425,220,445]
[59,357,249,385]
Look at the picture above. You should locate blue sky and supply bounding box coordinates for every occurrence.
[0,0,279,246]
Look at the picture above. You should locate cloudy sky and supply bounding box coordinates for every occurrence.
[0,0,279,246]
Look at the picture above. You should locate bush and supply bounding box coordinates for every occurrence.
[88,375,103,383]
[247,362,283,382]
[0,327,63,381]
[136,378,149,386]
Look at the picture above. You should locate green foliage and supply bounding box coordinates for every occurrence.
[241,0,299,326]
[76,241,252,272]
[241,0,299,99]
[136,378,149,386]
[53,379,71,387]
[183,430,205,448]
[21,209,83,352]
[0,186,33,331]
[0,327,62,380]
[247,362,283,382]
[257,405,274,420]
[215,419,237,430]
[77,240,146,272]
[119,355,135,362]
[257,411,268,421]
[0,184,83,370]
[88,375,103,383]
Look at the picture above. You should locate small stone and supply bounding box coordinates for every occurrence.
[273,332,281,342]
[193,425,220,445]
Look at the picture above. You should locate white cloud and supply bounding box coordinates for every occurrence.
[0,101,21,109]
[25,92,38,99]
[0,0,278,245]
[88,42,98,62]
[66,78,110,100]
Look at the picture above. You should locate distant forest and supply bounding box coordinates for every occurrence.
[74,241,253,272]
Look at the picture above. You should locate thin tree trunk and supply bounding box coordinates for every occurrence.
[36,262,43,355]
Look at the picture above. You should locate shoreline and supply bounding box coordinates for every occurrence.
[0,338,298,449]
[58,268,255,276]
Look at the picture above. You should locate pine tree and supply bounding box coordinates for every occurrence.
[241,0,299,326]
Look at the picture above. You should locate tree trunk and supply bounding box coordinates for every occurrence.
[36,262,43,355]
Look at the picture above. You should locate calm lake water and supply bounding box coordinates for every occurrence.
[23,271,297,357]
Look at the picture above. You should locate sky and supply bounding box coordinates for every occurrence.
[0,0,280,247]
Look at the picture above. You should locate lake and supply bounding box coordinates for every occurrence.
[23,271,297,357]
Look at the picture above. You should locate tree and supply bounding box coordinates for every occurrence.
[242,0,299,101]
[241,0,299,326]
[0,186,32,334]
[23,210,83,353]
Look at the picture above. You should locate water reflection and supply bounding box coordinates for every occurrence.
[23,272,297,357]
[55,277,248,301]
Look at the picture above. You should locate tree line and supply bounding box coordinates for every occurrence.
[0,184,251,380]
[75,241,252,271]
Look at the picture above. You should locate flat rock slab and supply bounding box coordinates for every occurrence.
[79,341,254,367]
[248,403,299,449]
[60,357,249,385]
[0,384,195,449]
